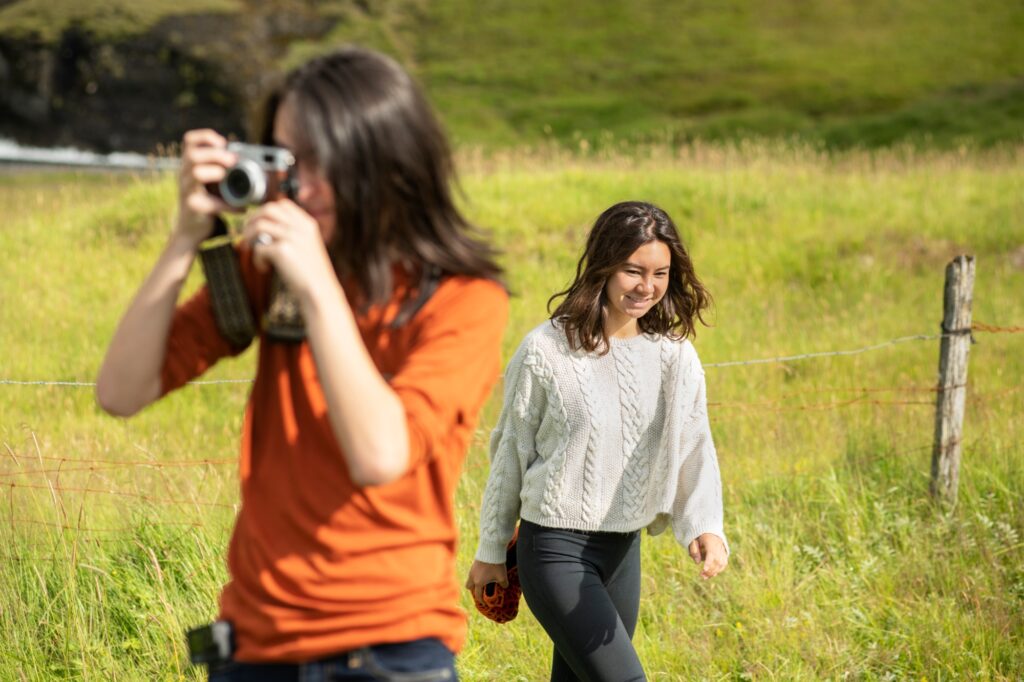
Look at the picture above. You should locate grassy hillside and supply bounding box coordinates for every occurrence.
[409,0,1024,149]
[1,0,1023,149]
[1,145,1022,678]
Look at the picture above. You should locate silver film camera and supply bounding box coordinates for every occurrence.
[217,143,297,208]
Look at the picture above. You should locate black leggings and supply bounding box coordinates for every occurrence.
[517,520,646,682]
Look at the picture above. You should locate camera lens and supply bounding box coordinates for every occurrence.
[218,159,267,207]
[224,169,252,200]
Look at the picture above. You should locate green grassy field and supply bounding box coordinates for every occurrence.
[1,145,1023,679]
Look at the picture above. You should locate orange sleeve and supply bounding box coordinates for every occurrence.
[388,277,509,471]
[160,245,267,394]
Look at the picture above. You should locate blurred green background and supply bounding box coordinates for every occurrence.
[1,0,1023,152]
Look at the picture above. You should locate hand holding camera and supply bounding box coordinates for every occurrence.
[176,132,300,243]
[241,199,333,285]
[179,131,314,344]
[174,129,240,247]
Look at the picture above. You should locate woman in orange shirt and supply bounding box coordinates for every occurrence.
[97,46,507,680]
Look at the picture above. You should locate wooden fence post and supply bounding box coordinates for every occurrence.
[930,255,975,506]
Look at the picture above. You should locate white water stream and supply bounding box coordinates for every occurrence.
[0,138,178,171]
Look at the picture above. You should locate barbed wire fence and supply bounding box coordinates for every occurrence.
[1,257,1022,561]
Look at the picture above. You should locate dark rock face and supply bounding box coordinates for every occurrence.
[0,11,336,153]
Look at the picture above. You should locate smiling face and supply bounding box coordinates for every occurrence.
[603,239,672,338]
[272,95,337,245]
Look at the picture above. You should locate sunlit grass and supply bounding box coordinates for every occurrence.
[1,144,1022,679]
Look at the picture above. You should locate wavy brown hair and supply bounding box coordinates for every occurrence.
[548,201,711,354]
[257,46,502,314]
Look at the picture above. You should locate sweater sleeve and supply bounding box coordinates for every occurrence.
[672,354,729,554]
[474,338,544,564]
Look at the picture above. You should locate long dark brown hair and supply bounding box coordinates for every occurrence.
[548,201,711,354]
[257,46,502,311]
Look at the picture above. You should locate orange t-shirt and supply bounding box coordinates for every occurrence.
[161,248,508,662]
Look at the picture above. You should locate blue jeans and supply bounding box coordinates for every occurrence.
[207,638,457,682]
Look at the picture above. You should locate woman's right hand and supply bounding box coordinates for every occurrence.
[174,129,235,247]
[465,560,508,605]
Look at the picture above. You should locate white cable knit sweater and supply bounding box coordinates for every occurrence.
[474,321,727,565]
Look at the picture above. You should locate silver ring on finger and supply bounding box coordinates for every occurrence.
[254,232,273,247]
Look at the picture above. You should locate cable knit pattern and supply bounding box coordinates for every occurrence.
[652,339,681,509]
[520,340,571,519]
[474,321,728,564]
[569,353,601,522]
[612,344,648,522]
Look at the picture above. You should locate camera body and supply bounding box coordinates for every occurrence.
[216,142,297,208]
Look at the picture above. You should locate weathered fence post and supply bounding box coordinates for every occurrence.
[930,255,975,506]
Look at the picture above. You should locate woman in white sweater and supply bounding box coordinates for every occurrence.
[466,201,728,681]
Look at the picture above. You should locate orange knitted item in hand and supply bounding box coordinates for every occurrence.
[474,527,521,624]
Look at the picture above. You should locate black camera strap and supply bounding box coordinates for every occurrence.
[390,264,442,329]
[198,216,258,350]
